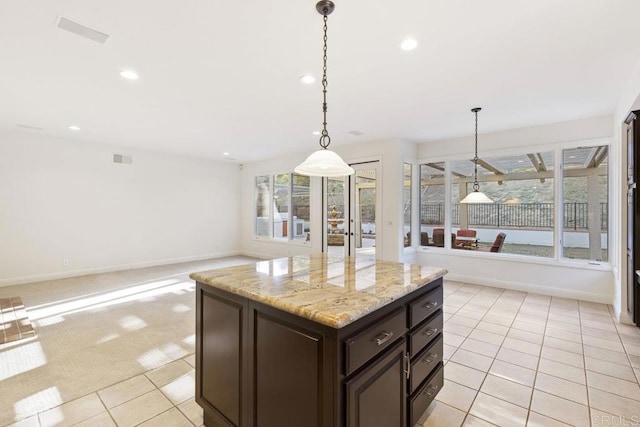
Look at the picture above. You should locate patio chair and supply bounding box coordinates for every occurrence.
[455,229,477,249]
[480,232,506,252]
[407,231,430,246]
[432,228,456,247]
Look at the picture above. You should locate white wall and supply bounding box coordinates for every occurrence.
[0,130,241,286]
[414,115,616,304]
[239,139,417,261]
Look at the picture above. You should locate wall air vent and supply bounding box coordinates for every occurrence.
[113,154,133,165]
[57,17,110,44]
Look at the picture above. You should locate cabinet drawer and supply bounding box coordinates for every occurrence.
[345,308,407,376]
[409,286,443,328]
[409,311,443,357]
[409,335,443,394]
[409,363,443,427]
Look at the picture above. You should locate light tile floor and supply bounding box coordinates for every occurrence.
[3,261,640,427]
[420,281,640,427]
[9,355,200,427]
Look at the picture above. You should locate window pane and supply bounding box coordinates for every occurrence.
[273,174,290,239]
[403,163,412,247]
[292,174,311,242]
[327,177,346,250]
[450,152,554,257]
[419,163,445,246]
[562,146,608,261]
[255,175,270,237]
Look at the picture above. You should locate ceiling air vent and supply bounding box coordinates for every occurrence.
[348,130,364,136]
[57,17,110,44]
[113,154,133,165]
[17,124,43,131]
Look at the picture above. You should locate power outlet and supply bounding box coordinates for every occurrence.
[63,259,70,266]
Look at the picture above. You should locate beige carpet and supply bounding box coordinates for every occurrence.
[0,256,257,426]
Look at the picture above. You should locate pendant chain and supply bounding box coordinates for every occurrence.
[319,14,330,149]
[473,110,479,191]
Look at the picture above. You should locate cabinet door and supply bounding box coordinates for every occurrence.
[346,341,407,427]
[254,311,325,427]
[198,289,244,426]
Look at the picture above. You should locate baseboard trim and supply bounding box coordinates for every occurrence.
[239,251,275,260]
[0,251,242,287]
[445,273,612,305]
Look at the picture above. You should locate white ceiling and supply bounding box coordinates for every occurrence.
[1,0,639,163]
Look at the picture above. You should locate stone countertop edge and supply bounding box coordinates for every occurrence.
[190,258,447,329]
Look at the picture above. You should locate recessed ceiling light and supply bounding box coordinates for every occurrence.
[120,70,139,80]
[68,125,81,131]
[312,131,321,135]
[299,75,315,84]
[517,160,524,163]
[569,155,576,159]
[400,38,418,51]
[223,152,230,156]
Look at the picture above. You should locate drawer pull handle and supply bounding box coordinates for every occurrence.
[423,327,438,336]
[424,384,439,397]
[374,331,394,346]
[404,352,411,379]
[423,301,438,309]
[422,353,438,364]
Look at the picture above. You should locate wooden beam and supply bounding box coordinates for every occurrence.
[475,159,504,185]
[419,166,607,186]
[594,146,608,167]
[424,163,466,178]
[476,159,504,175]
[583,147,601,168]
[527,153,539,170]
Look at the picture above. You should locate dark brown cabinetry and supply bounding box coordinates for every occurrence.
[195,277,443,427]
[626,111,640,326]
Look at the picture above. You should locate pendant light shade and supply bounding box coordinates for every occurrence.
[460,107,493,204]
[294,148,355,177]
[294,1,354,177]
[460,190,493,204]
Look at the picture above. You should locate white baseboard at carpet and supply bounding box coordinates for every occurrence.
[0,251,242,287]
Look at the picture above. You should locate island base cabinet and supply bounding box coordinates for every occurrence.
[196,276,444,427]
[346,341,407,427]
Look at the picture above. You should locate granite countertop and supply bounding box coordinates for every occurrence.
[190,253,447,328]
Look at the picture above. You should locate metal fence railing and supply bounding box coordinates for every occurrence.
[420,203,608,231]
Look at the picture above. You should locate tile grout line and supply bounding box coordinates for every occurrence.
[454,286,523,426]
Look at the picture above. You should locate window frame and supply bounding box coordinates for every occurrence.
[415,139,612,269]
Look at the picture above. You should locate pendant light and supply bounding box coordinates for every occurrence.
[294,1,354,177]
[460,107,493,204]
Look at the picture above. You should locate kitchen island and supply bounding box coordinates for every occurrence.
[190,254,447,427]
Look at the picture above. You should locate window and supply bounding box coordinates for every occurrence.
[291,174,311,241]
[255,175,270,237]
[562,146,608,261]
[254,173,311,242]
[273,174,289,239]
[403,163,412,247]
[419,163,445,247]
[418,144,610,264]
[450,152,554,257]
